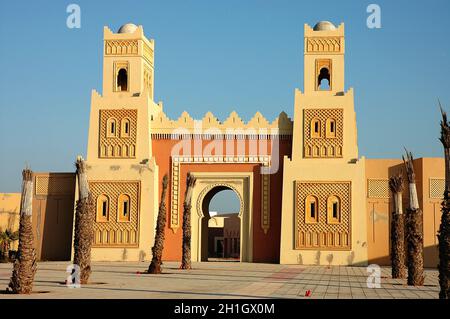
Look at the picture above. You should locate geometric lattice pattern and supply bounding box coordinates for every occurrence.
[105,40,138,55]
[306,37,342,53]
[429,178,445,199]
[35,175,75,196]
[99,109,137,158]
[89,181,140,247]
[303,109,343,158]
[295,181,351,250]
[367,179,390,199]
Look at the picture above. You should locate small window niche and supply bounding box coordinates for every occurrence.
[305,195,319,224]
[326,118,336,138]
[310,118,321,138]
[106,118,117,138]
[315,59,332,91]
[327,195,341,224]
[118,194,131,222]
[114,62,129,92]
[117,69,128,91]
[96,194,109,222]
[121,118,131,137]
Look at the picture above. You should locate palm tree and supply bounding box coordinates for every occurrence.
[7,168,37,294]
[148,174,169,274]
[73,156,95,284]
[181,173,197,270]
[438,102,450,299]
[403,150,424,286]
[0,229,19,262]
[389,174,407,279]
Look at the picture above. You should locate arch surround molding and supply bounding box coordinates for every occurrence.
[189,172,254,262]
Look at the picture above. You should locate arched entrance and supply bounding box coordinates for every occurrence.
[202,186,241,261]
[190,172,253,262]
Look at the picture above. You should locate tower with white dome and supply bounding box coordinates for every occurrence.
[83,24,160,261]
[280,21,368,265]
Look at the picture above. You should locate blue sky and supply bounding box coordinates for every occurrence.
[1,0,450,197]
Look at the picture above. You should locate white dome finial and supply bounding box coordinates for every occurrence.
[313,21,336,31]
[118,23,138,34]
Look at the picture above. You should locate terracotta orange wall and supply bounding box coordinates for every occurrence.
[152,137,291,263]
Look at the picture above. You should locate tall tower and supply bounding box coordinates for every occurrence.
[102,23,155,100]
[280,22,367,265]
[84,24,159,261]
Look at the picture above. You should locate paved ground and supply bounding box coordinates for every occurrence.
[0,261,440,299]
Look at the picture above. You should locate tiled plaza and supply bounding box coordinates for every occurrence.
[0,261,440,299]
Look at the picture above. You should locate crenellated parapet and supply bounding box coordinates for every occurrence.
[150,110,293,138]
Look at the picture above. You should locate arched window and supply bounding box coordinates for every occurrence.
[318,67,331,90]
[305,195,319,223]
[96,194,109,222]
[118,194,131,222]
[121,118,131,137]
[107,118,117,137]
[326,118,336,138]
[117,68,128,91]
[327,195,341,224]
[310,118,321,138]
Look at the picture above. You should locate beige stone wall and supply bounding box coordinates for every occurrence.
[365,158,444,268]
[0,193,21,251]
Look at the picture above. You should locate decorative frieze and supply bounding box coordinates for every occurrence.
[306,37,342,53]
[105,40,138,55]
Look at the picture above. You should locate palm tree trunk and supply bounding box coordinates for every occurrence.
[389,175,407,279]
[73,157,95,284]
[438,104,450,299]
[181,173,197,270]
[148,174,169,274]
[7,169,37,294]
[403,150,424,286]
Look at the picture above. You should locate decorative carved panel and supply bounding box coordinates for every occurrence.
[367,179,390,199]
[89,181,140,247]
[143,65,153,97]
[105,40,138,55]
[306,37,342,53]
[295,181,351,250]
[35,175,75,196]
[429,178,445,199]
[261,170,270,234]
[303,109,343,158]
[99,109,137,158]
[143,43,154,66]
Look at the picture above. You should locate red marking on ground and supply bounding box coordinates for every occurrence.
[264,268,304,281]
[305,290,312,297]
